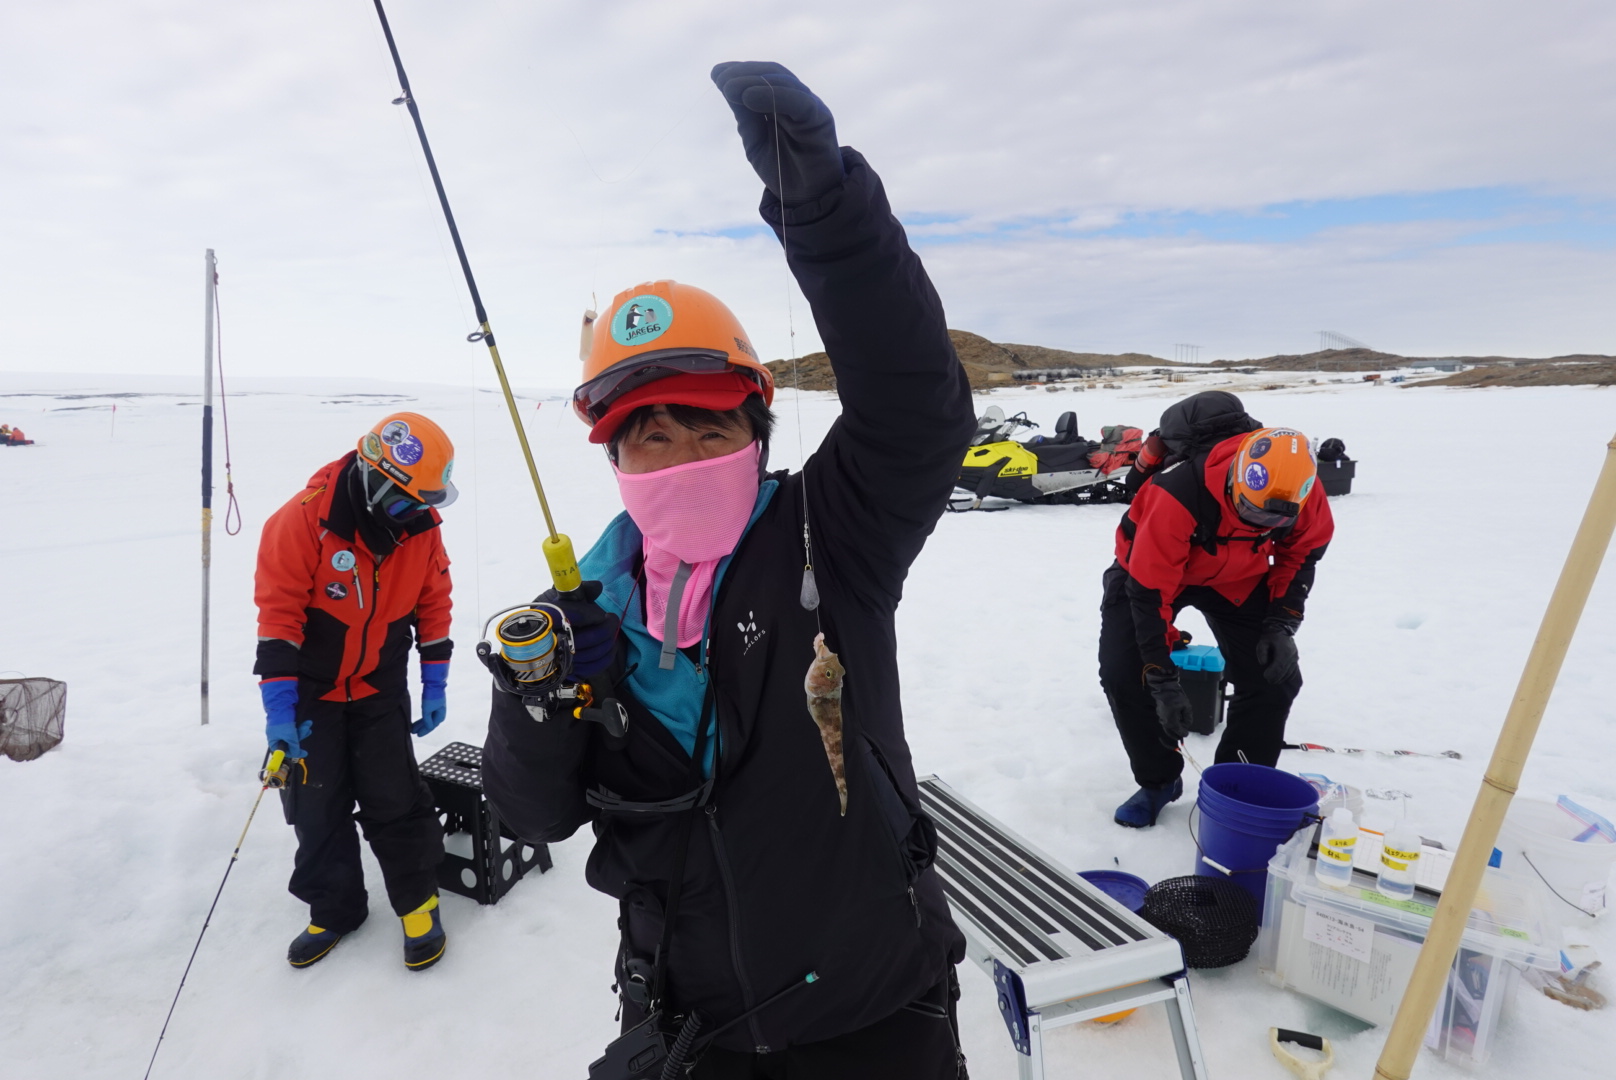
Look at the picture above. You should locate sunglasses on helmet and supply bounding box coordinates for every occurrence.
[573,349,760,421]
[1234,491,1300,531]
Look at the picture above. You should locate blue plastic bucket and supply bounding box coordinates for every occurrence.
[1193,763,1319,914]
[1079,870,1150,913]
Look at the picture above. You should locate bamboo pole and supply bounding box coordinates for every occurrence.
[1374,433,1616,1079]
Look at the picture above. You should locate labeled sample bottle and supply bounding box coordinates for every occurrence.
[1377,821,1422,900]
[1315,807,1359,887]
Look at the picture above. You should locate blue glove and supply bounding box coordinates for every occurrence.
[261,679,311,760]
[536,581,620,680]
[413,661,448,736]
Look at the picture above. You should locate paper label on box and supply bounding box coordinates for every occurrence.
[1303,905,1375,963]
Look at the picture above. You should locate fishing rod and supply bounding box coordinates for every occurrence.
[370,0,579,594]
[144,751,292,1080]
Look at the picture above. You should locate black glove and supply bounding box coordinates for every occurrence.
[711,61,844,208]
[536,581,619,680]
[1255,624,1300,684]
[1144,665,1195,742]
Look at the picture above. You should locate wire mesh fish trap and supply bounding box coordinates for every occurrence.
[0,678,67,762]
[1139,874,1259,968]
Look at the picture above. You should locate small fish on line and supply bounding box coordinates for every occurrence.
[804,632,846,815]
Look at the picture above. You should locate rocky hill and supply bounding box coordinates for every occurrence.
[1215,348,1616,383]
[764,337,1616,391]
[765,330,1164,391]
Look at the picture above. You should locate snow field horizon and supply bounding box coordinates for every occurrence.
[2,373,1614,1077]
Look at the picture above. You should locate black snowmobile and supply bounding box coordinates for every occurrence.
[949,406,1144,512]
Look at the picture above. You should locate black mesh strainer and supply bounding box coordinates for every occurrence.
[1138,875,1259,968]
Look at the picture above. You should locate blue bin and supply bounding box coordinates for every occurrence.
[1194,763,1319,915]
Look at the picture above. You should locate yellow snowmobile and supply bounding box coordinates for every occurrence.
[950,406,1143,512]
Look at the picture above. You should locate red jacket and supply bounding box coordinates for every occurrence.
[254,453,452,702]
[1116,434,1333,666]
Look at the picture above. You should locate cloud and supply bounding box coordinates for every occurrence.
[1,0,1613,384]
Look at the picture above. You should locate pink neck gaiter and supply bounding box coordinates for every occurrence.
[615,443,760,657]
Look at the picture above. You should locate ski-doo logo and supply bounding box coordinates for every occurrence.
[737,611,765,655]
[610,294,673,347]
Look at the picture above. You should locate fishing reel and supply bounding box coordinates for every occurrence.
[476,602,628,739]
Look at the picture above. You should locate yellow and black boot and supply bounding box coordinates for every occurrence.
[287,924,345,968]
[401,894,446,970]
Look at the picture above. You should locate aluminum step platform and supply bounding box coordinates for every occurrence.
[919,776,1209,1080]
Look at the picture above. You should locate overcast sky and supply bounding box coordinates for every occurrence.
[3,0,1613,386]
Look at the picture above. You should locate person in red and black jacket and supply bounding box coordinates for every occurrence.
[254,412,457,969]
[1101,391,1334,827]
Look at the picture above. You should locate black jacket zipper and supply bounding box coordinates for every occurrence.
[344,557,383,702]
[705,805,766,1052]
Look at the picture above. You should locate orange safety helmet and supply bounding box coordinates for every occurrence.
[356,412,458,510]
[1228,427,1316,529]
[572,280,775,445]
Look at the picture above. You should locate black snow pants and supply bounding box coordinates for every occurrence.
[689,972,966,1079]
[280,685,444,932]
[1098,562,1303,788]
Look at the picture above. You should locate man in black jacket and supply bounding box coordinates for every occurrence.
[482,63,973,1078]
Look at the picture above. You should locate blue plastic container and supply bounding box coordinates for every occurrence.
[1172,645,1227,734]
[1194,763,1319,915]
[1078,870,1150,913]
[1170,644,1226,672]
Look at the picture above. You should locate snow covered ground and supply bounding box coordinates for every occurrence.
[3,370,1615,1079]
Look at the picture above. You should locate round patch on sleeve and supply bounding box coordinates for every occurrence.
[392,434,424,466]
[1244,463,1270,491]
[610,294,673,347]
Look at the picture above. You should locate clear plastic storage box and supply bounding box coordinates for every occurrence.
[1257,829,1561,1068]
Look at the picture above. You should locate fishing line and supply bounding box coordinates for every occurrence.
[372,0,582,596]
[552,92,705,186]
[143,756,288,1080]
[389,102,479,338]
[767,78,820,623]
[480,0,704,187]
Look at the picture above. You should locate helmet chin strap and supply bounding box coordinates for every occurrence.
[354,460,408,537]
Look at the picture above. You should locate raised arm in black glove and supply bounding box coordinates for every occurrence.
[1143,664,1194,741]
[710,61,845,207]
